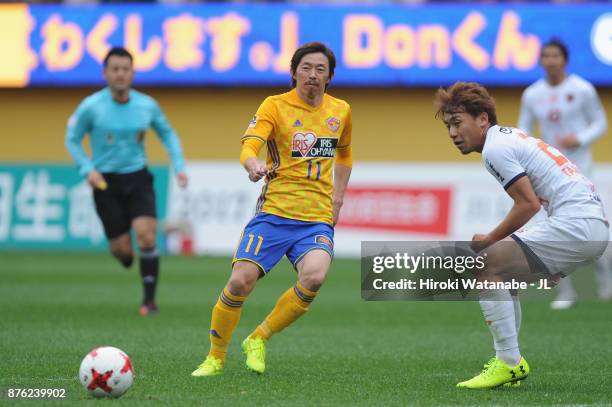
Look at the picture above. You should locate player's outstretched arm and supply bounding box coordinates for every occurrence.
[517,90,535,136]
[65,104,108,191]
[240,138,267,182]
[472,176,541,251]
[151,100,187,183]
[332,163,352,226]
[333,106,353,226]
[576,85,608,147]
[65,102,95,177]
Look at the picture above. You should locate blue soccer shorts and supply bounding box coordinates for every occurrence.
[232,212,334,273]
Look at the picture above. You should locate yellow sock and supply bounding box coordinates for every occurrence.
[208,287,246,363]
[250,282,317,341]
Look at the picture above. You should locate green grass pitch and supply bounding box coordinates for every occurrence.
[1,252,612,406]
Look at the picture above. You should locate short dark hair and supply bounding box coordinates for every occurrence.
[103,47,133,66]
[541,38,569,62]
[290,42,336,89]
[434,82,498,126]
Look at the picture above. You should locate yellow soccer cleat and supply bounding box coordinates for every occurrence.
[477,358,521,388]
[191,356,223,377]
[457,357,529,389]
[504,380,521,388]
[242,337,266,374]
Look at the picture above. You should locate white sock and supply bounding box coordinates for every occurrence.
[480,289,521,367]
[594,257,612,299]
[555,277,577,301]
[512,295,521,335]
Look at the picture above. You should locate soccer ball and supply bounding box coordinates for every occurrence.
[79,346,134,398]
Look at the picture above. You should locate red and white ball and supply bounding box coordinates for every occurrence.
[79,346,134,398]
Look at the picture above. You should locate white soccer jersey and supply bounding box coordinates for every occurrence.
[482,125,606,221]
[518,74,608,175]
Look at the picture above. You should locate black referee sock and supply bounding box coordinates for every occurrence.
[139,247,159,304]
[120,256,134,269]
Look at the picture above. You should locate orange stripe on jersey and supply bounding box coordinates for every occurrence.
[242,89,352,224]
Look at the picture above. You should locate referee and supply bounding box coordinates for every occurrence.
[65,47,188,316]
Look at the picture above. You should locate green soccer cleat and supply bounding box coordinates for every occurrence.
[242,337,266,374]
[504,380,521,388]
[477,358,521,388]
[191,356,223,377]
[457,357,529,389]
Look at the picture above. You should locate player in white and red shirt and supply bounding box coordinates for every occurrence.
[435,81,609,389]
[518,38,611,309]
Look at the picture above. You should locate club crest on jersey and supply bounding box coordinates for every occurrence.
[315,235,334,250]
[248,115,257,128]
[291,132,338,158]
[326,116,341,132]
[293,119,302,127]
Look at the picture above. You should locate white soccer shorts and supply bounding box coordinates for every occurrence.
[513,216,609,276]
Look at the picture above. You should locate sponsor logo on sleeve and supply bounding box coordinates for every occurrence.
[485,158,505,182]
[248,115,257,128]
[499,127,512,134]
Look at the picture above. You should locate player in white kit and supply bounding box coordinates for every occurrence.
[518,38,611,309]
[435,82,609,389]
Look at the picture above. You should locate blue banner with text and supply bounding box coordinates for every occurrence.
[1,4,610,87]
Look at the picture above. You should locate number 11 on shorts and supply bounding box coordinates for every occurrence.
[245,234,264,256]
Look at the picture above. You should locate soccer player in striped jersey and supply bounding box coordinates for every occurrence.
[192,42,352,376]
[65,47,188,316]
[518,38,611,309]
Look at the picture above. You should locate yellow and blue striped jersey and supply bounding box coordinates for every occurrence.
[242,89,352,225]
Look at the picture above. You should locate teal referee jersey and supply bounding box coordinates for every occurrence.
[65,87,185,176]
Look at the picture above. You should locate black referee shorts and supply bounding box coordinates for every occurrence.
[93,168,157,240]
